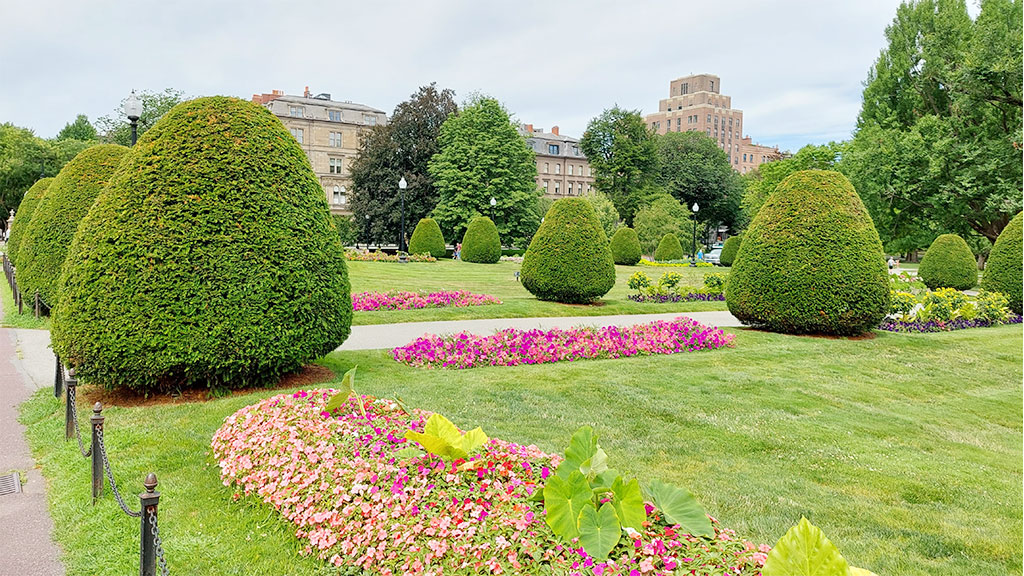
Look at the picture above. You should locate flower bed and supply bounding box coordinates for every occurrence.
[346,249,437,263]
[879,313,1022,333]
[353,290,502,312]
[212,390,766,575]
[392,317,734,369]
[628,293,725,303]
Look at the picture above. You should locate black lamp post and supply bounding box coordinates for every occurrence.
[691,202,700,265]
[398,176,408,252]
[489,197,497,221]
[364,213,371,249]
[124,90,142,146]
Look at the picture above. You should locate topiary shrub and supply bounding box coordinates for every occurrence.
[654,233,684,261]
[7,177,53,267]
[725,170,889,335]
[918,234,977,291]
[17,145,128,306]
[521,198,615,303]
[981,212,1022,313]
[719,235,742,267]
[609,227,642,265]
[51,96,351,392]
[408,218,446,258]
[460,216,501,263]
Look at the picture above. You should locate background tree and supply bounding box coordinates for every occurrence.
[350,84,457,248]
[740,143,843,227]
[579,106,657,226]
[633,193,693,256]
[429,95,540,246]
[655,131,742,241]
[95,88,186,146]
[586,191,620,237]
[56,114,98,142]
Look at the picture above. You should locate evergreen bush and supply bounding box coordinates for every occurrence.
[408,218,447,258]
[51,97,351,392]
[460,216,501,263]
[521,198,615,303]
[725,170,889,335]
[918,234,978,291]
[17,145,128,306]
[7,177,53,267]
[609,227,642,265]
[981,212,1022,313]
[719,235,742,267]
[654,233,684,261]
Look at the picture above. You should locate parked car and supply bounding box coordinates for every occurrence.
[705,248,722,265]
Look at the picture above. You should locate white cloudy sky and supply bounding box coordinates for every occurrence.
[1,0,964,153]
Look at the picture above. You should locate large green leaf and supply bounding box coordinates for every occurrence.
[325,366,358,414]
[404,429,465,460]
[558,426,599,479]
[577,502,621,561]
[646,479,713,536]
[459,427,488,454]
[589,469,620,493]
[543,471,592,540]
[762,517,850,576]
[610,476,646,531]
[580,447,609,477]
[424,413,463,446]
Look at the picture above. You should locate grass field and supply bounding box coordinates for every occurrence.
[21,324,1023,576]
[0,269,50,329]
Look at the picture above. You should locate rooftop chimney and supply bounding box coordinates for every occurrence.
[524,123,534,133]
[551,126,560,136]
[304,86,311,98]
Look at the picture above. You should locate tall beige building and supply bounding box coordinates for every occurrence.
[253,88,388,214]
[644,74,784,174]
[521,125,595,199]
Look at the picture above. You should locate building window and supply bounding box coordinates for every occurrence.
[332,185,347,204]
[290,128,303,144]
[544,162,549,174]
[588,166,592,176]
[549,144,560,154]
[329,110,342,122]
[568,164,573,176]
[710,80,714,91]
[734,157,738,165]
[568,183,573,195]
[289,106,304,118]
[743,153,747,162]
[329,132,343,147]
[555,163,561,174]
[588,184,592,193]
[677,118,681,128]
[682,82,689,95]
[554,183,560,195]
[329,157,343,174]
[573,146,579,156]
[707,114,711,123]
[543,181,549,193]
[362,115,377,125]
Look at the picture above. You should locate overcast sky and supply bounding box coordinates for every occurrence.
[1,0,963,153]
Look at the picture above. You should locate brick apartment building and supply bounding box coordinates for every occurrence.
[253,87,388,214]
[521,125,595,199]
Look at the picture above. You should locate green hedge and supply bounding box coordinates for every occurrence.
[719,235,742,267]
[51,96,351,392]
[981,212,1022,313]
[609,227,642,265]
[408,218,446,258]
[7,177,53,267]
[654,233,684,261]
[521,198,615,303]
[918,234,977,291]
[460,216,501,263]
[725,170,889,335]
[17,145,128,306]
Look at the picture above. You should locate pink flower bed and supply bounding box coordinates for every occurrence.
[212,390,766,576]
[353,290,502,312]
[392,317,735,369]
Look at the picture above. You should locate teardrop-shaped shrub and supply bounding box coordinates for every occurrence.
[981,212,1022,313]
[7,177,54,267]
[460,216,501,263]
[408,217,446,258]
[521,198,615,303]
[51,96,351,392]
[725,170,889,335]
[17,145,128,306]
[719,235,742,267]
[918,234,977,291]
[654,233,684,261]
[609,227,641,265]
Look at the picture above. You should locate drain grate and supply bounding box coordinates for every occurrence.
[0,473,22,496]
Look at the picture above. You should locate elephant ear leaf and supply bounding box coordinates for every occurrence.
[543,471,592,541]
[580,447,609,477]
[610,476,646,531]
[325,366,359,414]
[424,413,463,446]
[577,502,622,561]
[558,426,598,479]
[404,430,463,460]
[762,517,850,576]
[460,427,489,454]
[394,446,425,460]
[646,479,713,537]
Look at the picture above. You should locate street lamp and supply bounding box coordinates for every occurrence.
[364,213,371,249]
[691,202,700,265]
[124,90,142,146]
[489,197,497,220]
[398,176,408,252]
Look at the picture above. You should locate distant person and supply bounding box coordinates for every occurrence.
[888,256,895,270]
[697,248,704,262]
[453,243,462,260]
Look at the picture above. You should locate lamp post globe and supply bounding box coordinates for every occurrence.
[691,202,699,265]
[398,177,408,252]
[489,197,497,220]
[124,90,142,146]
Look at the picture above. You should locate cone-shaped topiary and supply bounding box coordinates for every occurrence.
[521,198,615,303]
[981,212,1022,313]
[7,177,53,267]
[918,234,977,290]
[654,233,684,261]
[17,145,128,306]
[725,170,889,335]
[460,216,501,263]
[609,227,642,265]
[719,235,742,267]
[408,217,446,258]
[51,96,351,392]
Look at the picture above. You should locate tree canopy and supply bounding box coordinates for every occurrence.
[740,143,843,228]
[656,131,743,235]
[56,114,98,142]
[579,106,658,226]
[95,88,186,146]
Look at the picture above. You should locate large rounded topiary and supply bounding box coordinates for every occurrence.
[7,177,53,267]
[654,233,684,261]
[521,198,615,303]
[981,212,1022,313]
[719,235,742,267]
[609,227,641,265]
[460,216,501,263]
[408,218,446,258]
[918,234,977,290]
[725,170,889,335]
[17,145,128,306]
[51,97,351,392]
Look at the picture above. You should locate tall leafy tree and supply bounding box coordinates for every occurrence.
[579,107,658,226]
[95,88,186,146]
[655,131,742,236]
[741,143,843,227]
[350,84,458,248]
[56,114,98,142]
[429,95,540,246]
[633,193,694,256]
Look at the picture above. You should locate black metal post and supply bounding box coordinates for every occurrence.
[139,473,160,576]
[54,353,63,398]
[17,288,22,314]
[91,402,104,501]
[130,119,139,146]
[64,372,77,441]
[34,290,40,318]
[691,217,697,266]
[399,187,406,253]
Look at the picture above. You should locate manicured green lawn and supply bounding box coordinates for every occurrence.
[22,325,1022,575]
[0,273,50,329]
[348,260,727,325]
